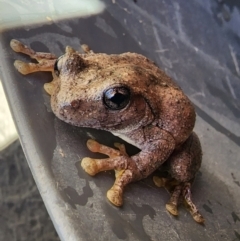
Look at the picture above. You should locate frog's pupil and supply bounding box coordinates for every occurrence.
[104,87,130,110]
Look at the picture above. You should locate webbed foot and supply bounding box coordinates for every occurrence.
[10,39,56,75]
[81,139,135,206]
[153,176,204,223]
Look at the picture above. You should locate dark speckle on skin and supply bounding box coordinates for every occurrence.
[71,99,80,109]
[202,204,213,214]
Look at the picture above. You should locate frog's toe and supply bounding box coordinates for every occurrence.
[192,212,204,224]
[114,142,127,155]
[153,176,166,187]
[166,203,178,216]
[86,139,122,158]
[81,157,99,176]
[107,188,123,207]
[81,44,92,53]
[44,82,55,95]
[65,46,76,54]
[183,182,204,223]
[86,139,102,152]
[14,60,31,75]
[10,39,23,52]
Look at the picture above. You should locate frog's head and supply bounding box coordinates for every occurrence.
[48,51,195,146]
[11,36,195,147]
[49,52,155,134]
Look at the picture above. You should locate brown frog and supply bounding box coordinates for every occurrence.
[10,39,203,223]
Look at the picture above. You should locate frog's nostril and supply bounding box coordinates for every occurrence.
[70,99,81,109]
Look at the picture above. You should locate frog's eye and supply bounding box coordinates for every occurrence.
[54,56,64,76]
[103,86,131,110]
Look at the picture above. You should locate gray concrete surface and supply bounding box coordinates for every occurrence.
[0,141,60,241]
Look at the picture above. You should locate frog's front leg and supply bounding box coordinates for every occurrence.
[81,134,175,206]
[81,140,140,206]
[10,39,57,75]
[10,39,63,95]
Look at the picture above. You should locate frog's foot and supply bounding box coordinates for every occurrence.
[153,176,204,223]
[107,169,133,206]
[43,79,58,95]
[13,59,56,75]
[10,39,57,61]
[81,139,135,206]
[182,182,204,223]
[10,39,57,75]
[153,176,181,216]
[81,139,126,175]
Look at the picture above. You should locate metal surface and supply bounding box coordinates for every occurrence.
[0,141,59,241]
[0,0,240,240]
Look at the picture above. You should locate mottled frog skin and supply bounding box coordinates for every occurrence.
[10,39,203,223]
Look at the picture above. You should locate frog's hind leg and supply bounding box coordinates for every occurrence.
[154,132,204,223]
[182,182,204,223]
[153,176,204,223]
[10,39,56,75]
[153,176,182,216]
[166,180,183,216]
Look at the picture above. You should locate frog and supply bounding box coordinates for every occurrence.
[10,39,204,223]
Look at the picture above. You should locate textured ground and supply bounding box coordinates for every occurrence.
[0,141,60,241]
